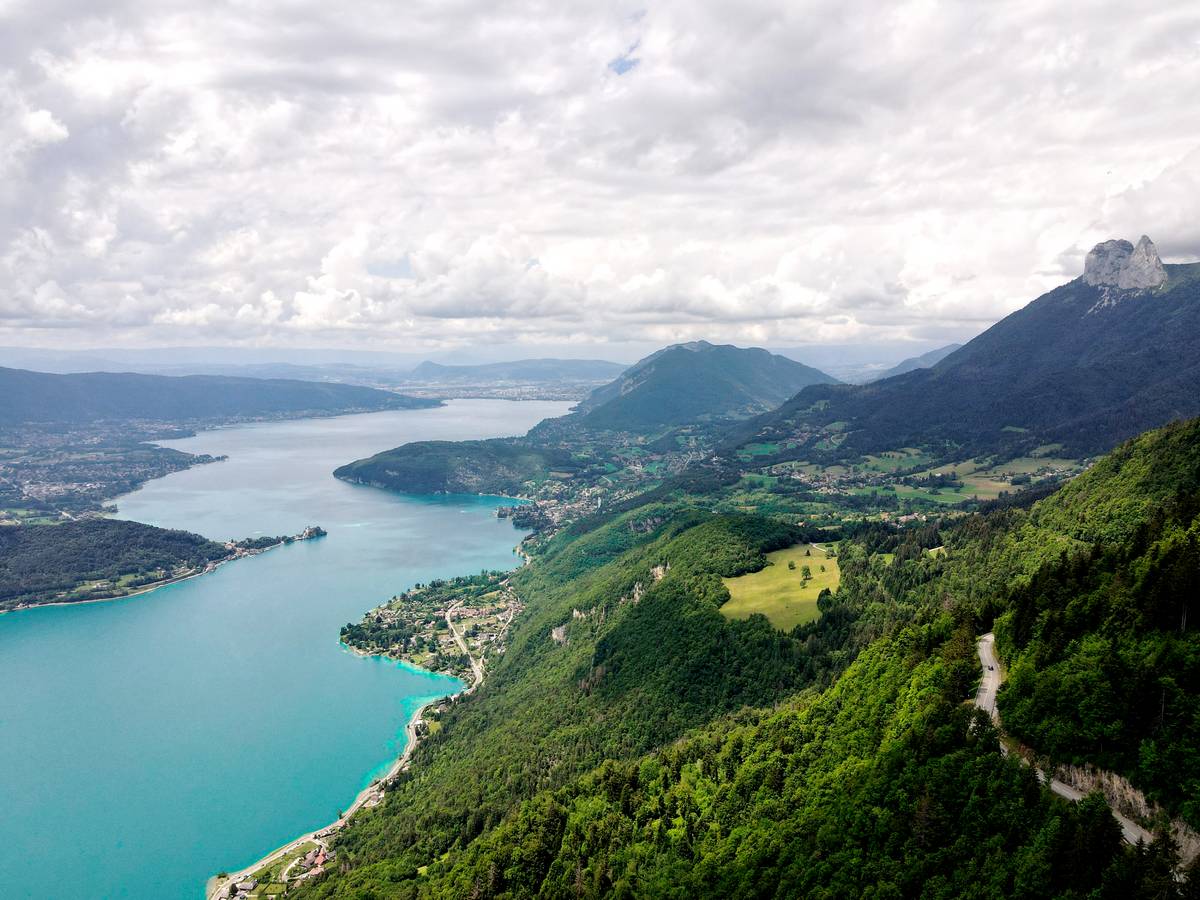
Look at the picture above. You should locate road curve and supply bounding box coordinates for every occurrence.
[974,633,1154,847]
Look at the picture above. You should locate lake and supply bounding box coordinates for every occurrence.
[0,399,570,899]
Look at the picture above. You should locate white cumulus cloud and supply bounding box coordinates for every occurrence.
[0,0,1197,353]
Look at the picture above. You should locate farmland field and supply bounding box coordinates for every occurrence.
[720,543,840,631]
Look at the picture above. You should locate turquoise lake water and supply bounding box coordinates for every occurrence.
[0,399,570,899]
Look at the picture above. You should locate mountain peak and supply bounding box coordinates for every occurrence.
[1083,235,1166,289]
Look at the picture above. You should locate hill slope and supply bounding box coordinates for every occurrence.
[731,237,1200,460]
[0,367,438,427]
[993,418,1200,823]
[334,440,571,495]
[574,341,836,432]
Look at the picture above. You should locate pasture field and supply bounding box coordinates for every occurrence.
[720,543,840,631]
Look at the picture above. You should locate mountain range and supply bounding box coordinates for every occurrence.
[307,412,1200,900]
[18,234,1200,898]
[730,237,1200,462]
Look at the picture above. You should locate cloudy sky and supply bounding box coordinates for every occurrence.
[2,0,1198,358]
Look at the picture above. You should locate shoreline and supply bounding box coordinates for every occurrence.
[206,584,504,898]
[204,476,541,897]
[1,558,231,616]
[1,532,320,617]
[340,640,472,683]
[205,683,458,900]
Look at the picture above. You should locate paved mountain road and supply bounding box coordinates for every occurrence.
[975,633,1153,847]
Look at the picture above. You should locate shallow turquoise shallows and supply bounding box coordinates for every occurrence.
[0,399,570,900]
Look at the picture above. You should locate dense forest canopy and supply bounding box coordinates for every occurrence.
[0,519,229,610]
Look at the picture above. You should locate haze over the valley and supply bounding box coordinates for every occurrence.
[3,0,1199,361]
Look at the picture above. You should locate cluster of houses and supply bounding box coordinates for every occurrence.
[216,846,337,899]
[216,877,258,899]
[298,845,333,874]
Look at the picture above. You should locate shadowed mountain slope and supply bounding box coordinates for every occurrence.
[729,238,1200,461]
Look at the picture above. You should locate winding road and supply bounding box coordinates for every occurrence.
[975,633,1153,846]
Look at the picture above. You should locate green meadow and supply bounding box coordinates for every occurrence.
[720,543,840,631]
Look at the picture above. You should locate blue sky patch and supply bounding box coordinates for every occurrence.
[608,39,641,75]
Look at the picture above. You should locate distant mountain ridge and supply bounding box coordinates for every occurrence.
[404,358,627,384]
[729,236,1200,461]
[0,367,438,428]
[867,343,962,382]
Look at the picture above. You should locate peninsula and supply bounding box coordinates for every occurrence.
[0,521,327,612]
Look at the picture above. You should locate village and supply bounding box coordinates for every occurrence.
[0,420,225,522]
[340,571,524,683]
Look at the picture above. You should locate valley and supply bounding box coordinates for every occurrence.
[5,241,1200,899]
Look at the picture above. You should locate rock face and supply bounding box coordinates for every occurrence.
[1124,235,1167,289]
[1083,235,1166,289]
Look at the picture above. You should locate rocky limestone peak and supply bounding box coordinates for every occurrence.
[1083,235,1166,290]
[1124,235,1167,289]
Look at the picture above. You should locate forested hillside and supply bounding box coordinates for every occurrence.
[0,366,438,427]
[0,519,229,610]
[335,440,565,495]
[299,417,1200,898]
[412,636,1170,899]
[995,419,1200,826]
[572,341,835,431]
[301,510,846,893]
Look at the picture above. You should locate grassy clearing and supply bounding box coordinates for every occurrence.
[857,448,934,473]
[738,442,782,458]
[720,543,840,632]
[982,456,1079,476]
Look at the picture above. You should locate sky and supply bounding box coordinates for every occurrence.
[2,0,1198,358]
